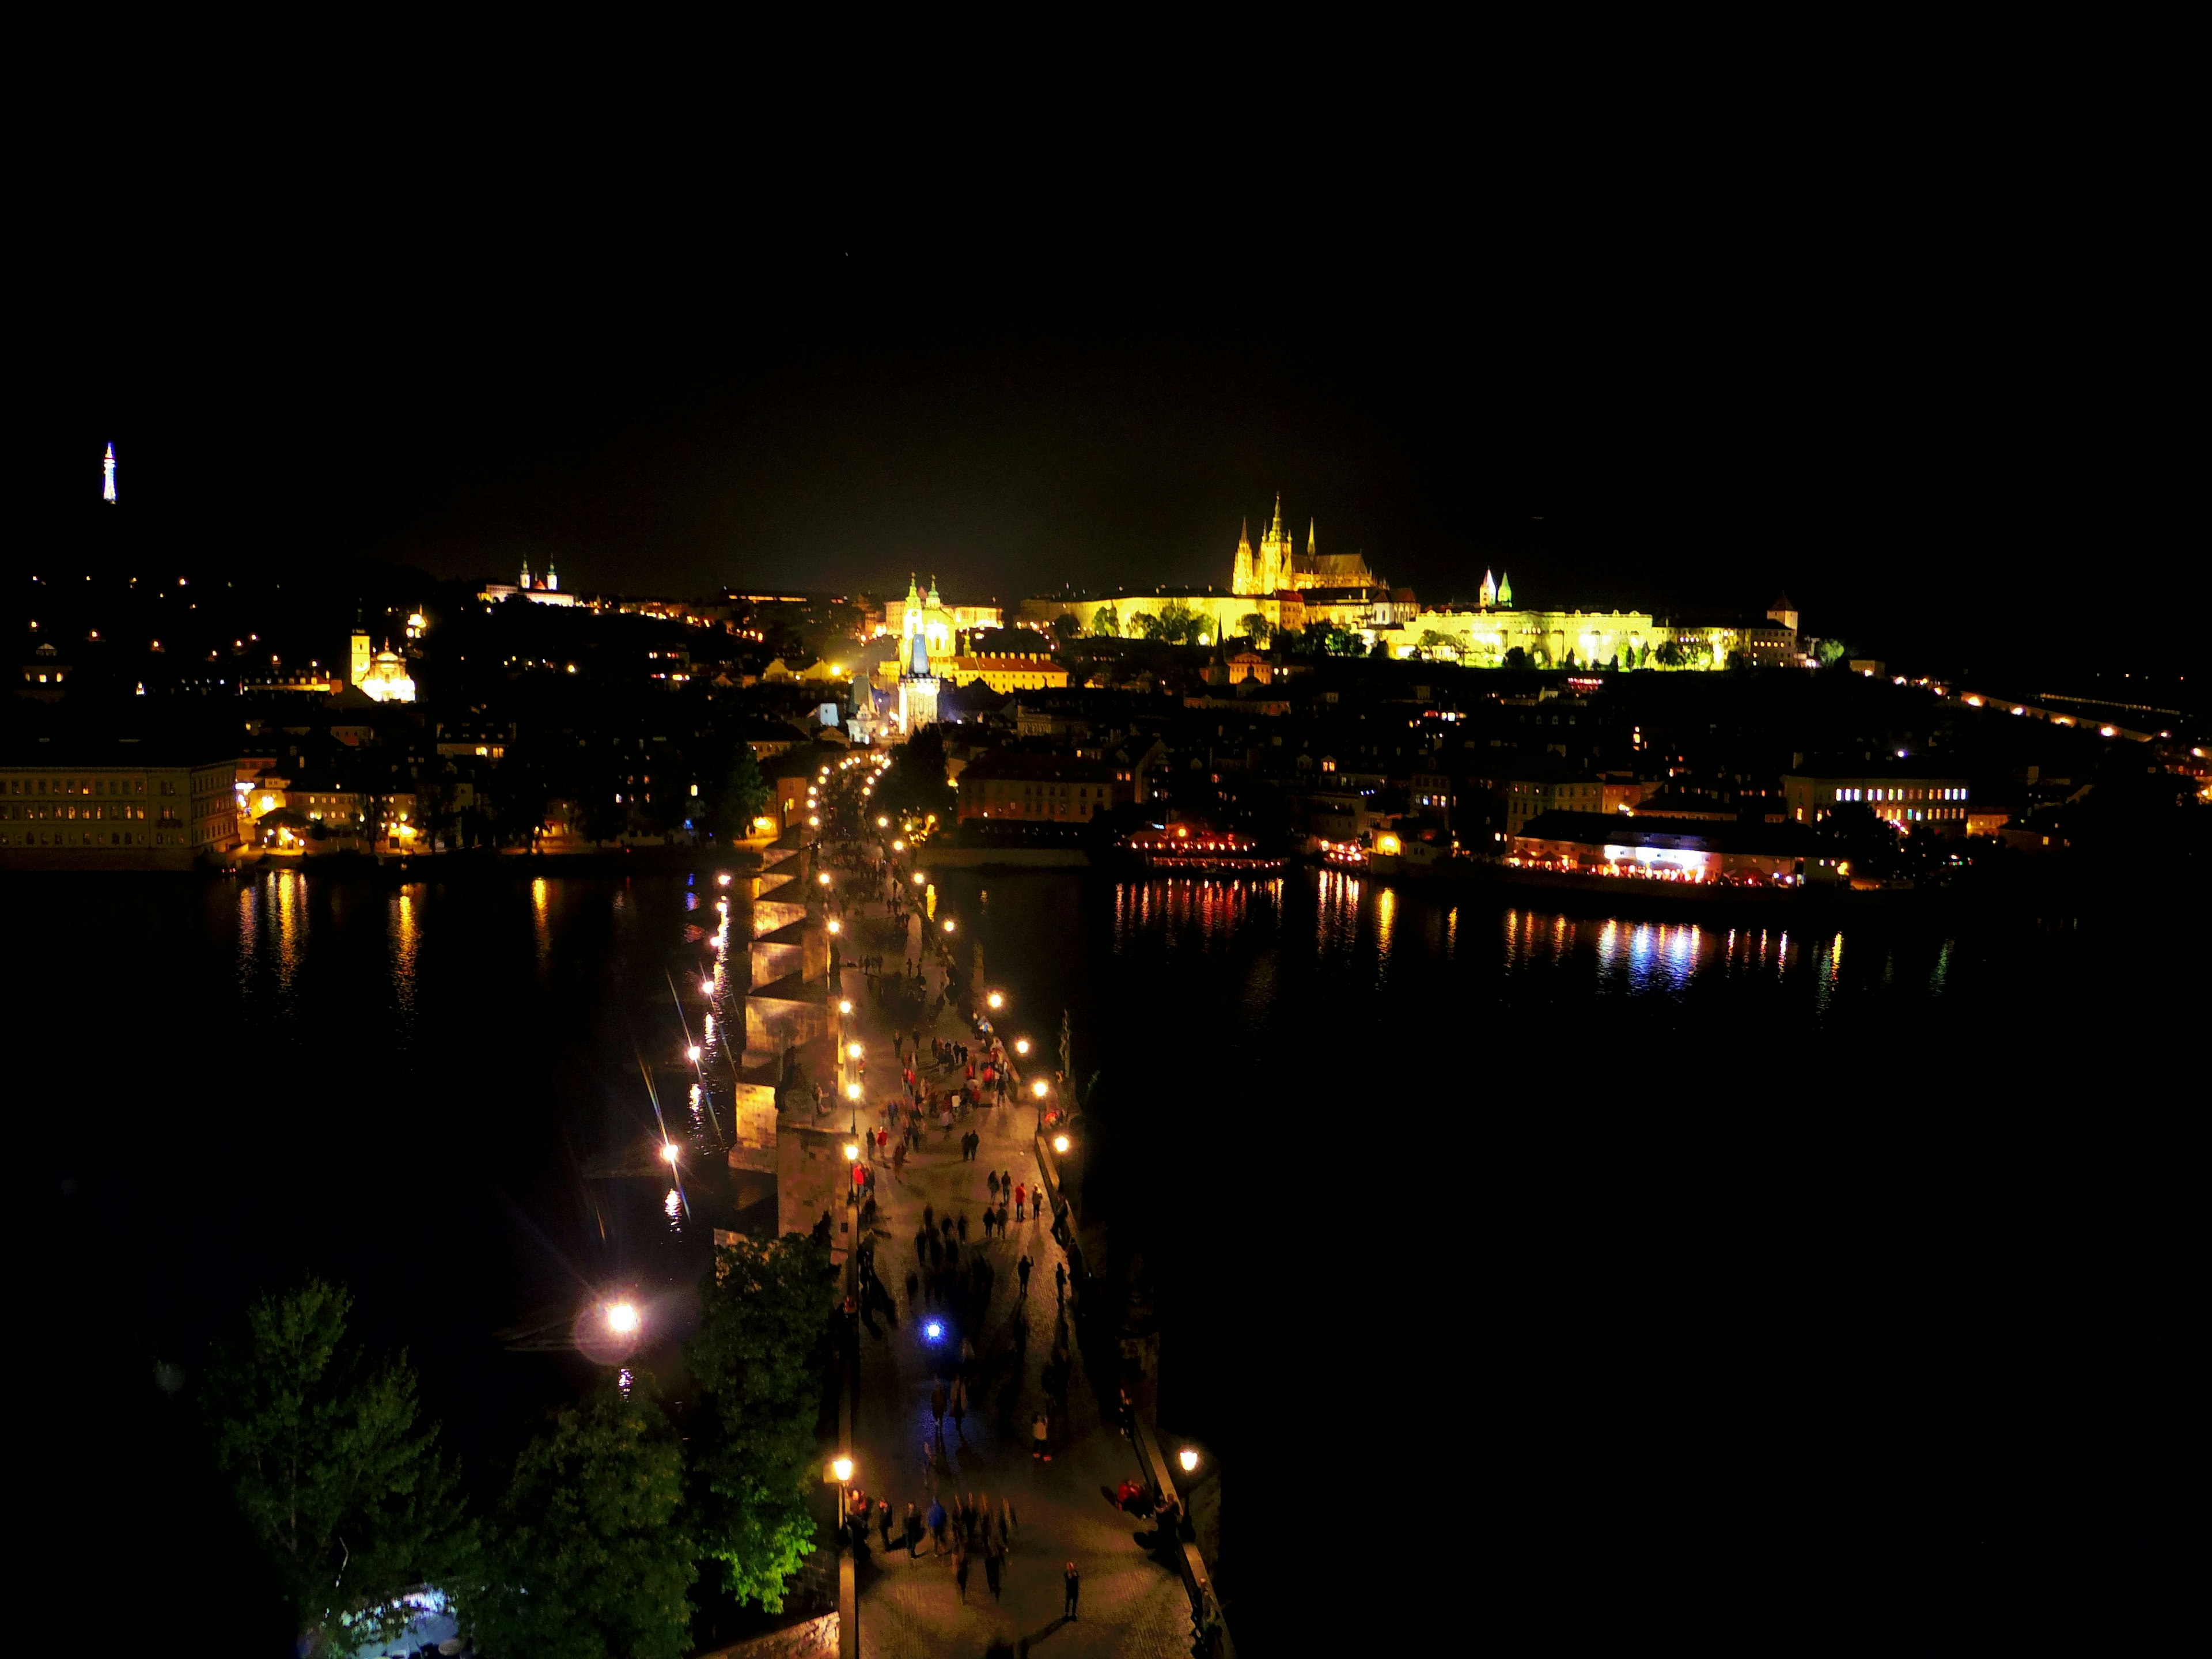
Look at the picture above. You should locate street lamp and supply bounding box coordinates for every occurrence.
[843,1140,859,1161]
[1033,1079,1049,1099]
[605,1300,641,1335]
[839,998,854,1015]
[1015,1037,1031,1055]
[986,990,1004,1009]
[942,918,956,933]
[688,1044,703,1063]
[1052,1134,1071,1154]
[1179,1447,1200,1474]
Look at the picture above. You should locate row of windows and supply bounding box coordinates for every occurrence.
[0,803,172,823]
[1,829,191,849]
[2,776,175,797]
[1830,785,1967,803]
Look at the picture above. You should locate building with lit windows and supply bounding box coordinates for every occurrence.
[0,743,238,869]
[945,652,1070,694]
[955,751,1130,824]
[1781,769,1972,835]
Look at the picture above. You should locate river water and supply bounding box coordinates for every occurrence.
[20,865,2198,1646]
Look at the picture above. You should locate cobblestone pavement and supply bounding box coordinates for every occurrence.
[835,863,1191,1659]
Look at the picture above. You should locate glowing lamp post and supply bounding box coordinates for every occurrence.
[687,1044,702,1063]
[942,918,956,934]
[661,1142,680,1164]
[605,1300,641,1336]
[1179,1447,1200,1474]
[1052,1133,1071,1154]
[986,990,1004,1010]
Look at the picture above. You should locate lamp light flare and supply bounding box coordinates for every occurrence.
[1179,1447,1200,1473]
[1015,1038,1031,1055]
[986,991,1003,1009]
[843,1140,859,1160]
[1033,1080,1049,1098]
[833,1456,854,1483]
[688,1044,702,1063]
[942,918,956,933]
[605,1301,641,1335]
[1052,1133,1071,1153]
[847,1041,864,1060]
[661,1142,680,1163]
[839,998,853,1014]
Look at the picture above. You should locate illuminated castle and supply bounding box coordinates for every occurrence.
[1231,496,1376,595]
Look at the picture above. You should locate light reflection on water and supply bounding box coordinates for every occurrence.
[1104,872,1960,1011]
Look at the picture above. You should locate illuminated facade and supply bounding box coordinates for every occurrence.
[945,652,1069,693]
[349,629,416,703]
[1781,771,1971,836]
[1419,606,1659,669]
[1232,497,1376,595]
[0,751,238,868]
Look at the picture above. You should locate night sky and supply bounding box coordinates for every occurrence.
[13,17,2202,675]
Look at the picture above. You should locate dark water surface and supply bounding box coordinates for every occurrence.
[20,866,2202,1647]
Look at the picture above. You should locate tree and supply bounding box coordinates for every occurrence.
[1654,639,1685,668]
[1417,628,1453,655]
[1129,610,1165,641]
[1503,646,1531,671]
[1091,604,1120,638]
[1051,612,1081,643]
[472,1379,694,1659]
[206,1279,478,1659]
[709,748,772,841]
[688,1234,837,1612]
[1817,638,1849,666]
[1238,613,1272,647]
[1155,600,1198,644]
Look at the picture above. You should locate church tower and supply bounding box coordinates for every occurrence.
[102,442,117,505]
[520,559,533,591]
[1498,571,1514,608]
[1479,570,1497,609]
[1232,520,1255,595]
[1256,494,1292,593]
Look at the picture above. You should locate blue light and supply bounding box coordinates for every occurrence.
[923,1321,944,1342]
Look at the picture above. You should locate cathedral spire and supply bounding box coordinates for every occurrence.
[1479,570,1497,609]
[1498,571,1514,607]
[1269,493,1283,540]
[1307,517,1316,556]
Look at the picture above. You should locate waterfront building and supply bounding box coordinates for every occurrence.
[955,750,1131,824]
[0,743,238,868]
[1510,809,1811,882]
[1781,768,1972,835]
[1501,761,1608,835]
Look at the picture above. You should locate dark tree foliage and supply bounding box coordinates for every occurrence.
[204,1278,478,1658]
[874,726,950,823]
[687,1234,838,1611]
[471,1378,695,1659]
[709,747,772,841]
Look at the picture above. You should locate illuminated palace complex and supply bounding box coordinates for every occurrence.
[1017,495,1806,668]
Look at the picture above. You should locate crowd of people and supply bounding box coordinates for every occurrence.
[806,785,1218,1653]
